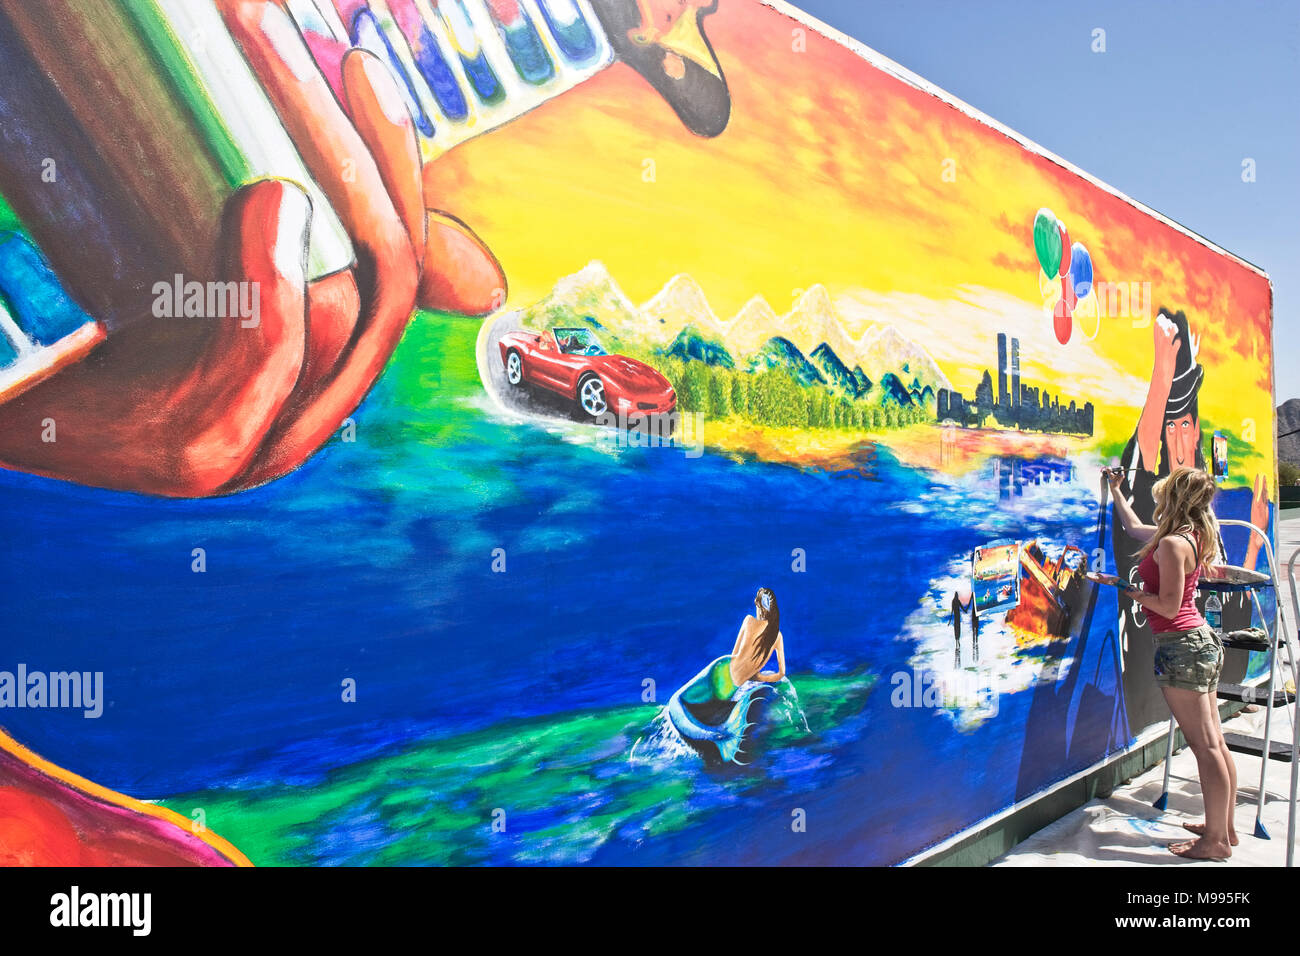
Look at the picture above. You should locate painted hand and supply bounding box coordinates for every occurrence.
[1152,313,1181,386]
[1251,473,1270,533]
[0,181,314,496]
[0,1,504,497]
[1243,473,1268,570]
[214,0,505,492]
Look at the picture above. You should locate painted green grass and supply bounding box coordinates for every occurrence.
[159,671,876,866]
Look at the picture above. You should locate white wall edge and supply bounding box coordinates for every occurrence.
[758,0,1270,280]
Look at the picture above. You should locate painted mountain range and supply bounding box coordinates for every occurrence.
[517,261,951,409]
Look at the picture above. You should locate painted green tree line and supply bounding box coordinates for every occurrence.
[636,353,929,431]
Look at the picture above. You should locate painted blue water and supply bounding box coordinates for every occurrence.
[0,318,1273,863]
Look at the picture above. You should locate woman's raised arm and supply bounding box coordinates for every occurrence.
[1105,470,1157,542]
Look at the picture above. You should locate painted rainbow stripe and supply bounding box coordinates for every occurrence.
[0,727,251,867]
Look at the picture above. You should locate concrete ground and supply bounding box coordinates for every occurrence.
[992,513,1300,867]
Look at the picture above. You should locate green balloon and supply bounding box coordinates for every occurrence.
[1033,209,1061,278]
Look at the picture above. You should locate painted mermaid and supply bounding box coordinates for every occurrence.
[666,589,785,764]
[729,588,785,686]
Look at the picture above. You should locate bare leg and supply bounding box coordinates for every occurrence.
[1160,685,1232,859]
[1182,700,1239,844]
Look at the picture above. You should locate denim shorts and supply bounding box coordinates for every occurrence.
[1153,623,1224,693]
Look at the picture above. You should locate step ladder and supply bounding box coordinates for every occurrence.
[1287,545,1300,867]
[1152,520,1300,863]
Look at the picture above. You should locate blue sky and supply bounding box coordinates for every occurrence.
[793,0,1299,405]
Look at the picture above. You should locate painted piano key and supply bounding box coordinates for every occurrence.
[438,0,506,105]
[141,0,355,281]
[295,0,611,155]
[0,300,20,369]
[285,0,352,102]
[535,0,600,66]
[366,1,460,121]
[387,0,470,121]
[485,0,555,85]
[0,226,103,405]
[351,7,438,136]
[0,234,95,347]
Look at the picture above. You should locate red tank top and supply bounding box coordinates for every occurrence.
[1136,530,1204,633]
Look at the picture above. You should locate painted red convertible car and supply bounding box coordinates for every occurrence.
[498,326,676,420]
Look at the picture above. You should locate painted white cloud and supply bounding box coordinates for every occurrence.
[836,285,1149,413]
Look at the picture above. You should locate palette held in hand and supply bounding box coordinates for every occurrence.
[1084,572,1130,589]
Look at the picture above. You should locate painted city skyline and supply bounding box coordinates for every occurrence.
[937,333,1095,435]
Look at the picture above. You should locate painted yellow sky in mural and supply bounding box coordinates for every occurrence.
[424,0,1274,482]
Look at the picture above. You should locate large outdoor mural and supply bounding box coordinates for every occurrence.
[0,0,1277,866]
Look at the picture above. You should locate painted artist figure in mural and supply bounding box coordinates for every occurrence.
[950,590,979,667]
[952,592,963,666]
[1112,309,1203,730]
[1110,309,1269,730]
[1107,466,1236,859]
[729,588,785,686]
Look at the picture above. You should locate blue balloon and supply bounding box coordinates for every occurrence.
[1069,242,1093,298]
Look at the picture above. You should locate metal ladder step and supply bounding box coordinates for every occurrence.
[1224,732,1294,762]
[1216,682,1296,706]
[1198,565,1273,591]
[1219,630,1275,652]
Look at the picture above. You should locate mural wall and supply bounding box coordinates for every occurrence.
[0,0,1277,866]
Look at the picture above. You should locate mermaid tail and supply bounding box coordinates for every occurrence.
[666,655,771,765]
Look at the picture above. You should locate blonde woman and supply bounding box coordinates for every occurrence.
[1105,465,1236,860]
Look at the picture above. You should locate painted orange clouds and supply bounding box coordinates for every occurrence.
[423,0,1273,475]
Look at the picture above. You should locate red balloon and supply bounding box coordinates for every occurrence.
[1053,297,1073,344]
[1060,274,1077,311]
[1057,224,1072,277]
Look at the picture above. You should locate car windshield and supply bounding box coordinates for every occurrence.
[553,328,605,356]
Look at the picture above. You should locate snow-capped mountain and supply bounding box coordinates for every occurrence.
[765,285,863,364]
[518,261,950,409]
[725,295,781,355]
[639,273,728,345]
[857,325,951,395]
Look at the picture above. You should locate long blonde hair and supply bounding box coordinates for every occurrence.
[1136,466,1220,572]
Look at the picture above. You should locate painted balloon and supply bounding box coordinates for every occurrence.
[1060,275,1077,312]
[1053,298,1072,344]
[1033,209,1061,278]
[1057,224,1071,277]
[1069,242,1093,298]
